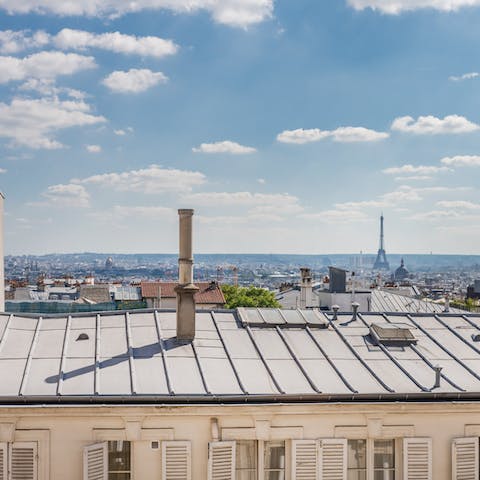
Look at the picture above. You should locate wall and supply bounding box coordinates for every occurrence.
[0,401,479,479]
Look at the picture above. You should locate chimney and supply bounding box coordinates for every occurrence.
[0,193,4,312]
[174,209,199,341]
[299,267,312,309]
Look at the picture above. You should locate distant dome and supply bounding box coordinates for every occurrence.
[105,257,114,269]
[394,258,409,281]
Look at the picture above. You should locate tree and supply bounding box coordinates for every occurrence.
[221,285,281,309]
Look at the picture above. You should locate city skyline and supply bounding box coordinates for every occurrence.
[1,1,480,254]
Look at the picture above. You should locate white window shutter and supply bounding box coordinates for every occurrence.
[9,442,37,480]
[208,441,235,480]
[319,439,346,480]
[403,438,432,480]
[292,440,319,480]
[162,441,192,480]
[0,443,7,480]
[452,437,479,480]
[83,442,107,480]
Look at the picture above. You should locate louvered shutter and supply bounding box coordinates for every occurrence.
[83,442,107,480]
[208,441,235,480]
[403,438,432,480]
[0,443,7,480]
[452,437,479,480]
[9,442,37,480]
[319,439,346,480]
[162,441,192,480]
[292,440,318,480]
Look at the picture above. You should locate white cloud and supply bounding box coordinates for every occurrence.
[394,175,433,181]
[102,69,167,93]
[0,29,49,54]
[181,191,299,207]
[347,0,480,14]
[257,178,266,184]
[391,114,480,134]
[382,164,452,175]
[0,0,273,28]
[0,168,7,174]
[0,96,106,149]
[53,28,178,58]
[41,183,90,208]
[436,200,480,210]
[277,126,389,144]
[114,127,133,136]
[192,140,257,154]
[86,144,101,153]
[18,78,87,99]
[449,72,479,82]
[0,51,96,84]
[301,209,369,223]
[74,165,206,194]
[441,155,480,167]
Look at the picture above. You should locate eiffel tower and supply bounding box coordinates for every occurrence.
[373,214,390,270]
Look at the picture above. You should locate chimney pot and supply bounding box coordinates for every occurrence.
[332,304,340,321]
[352,302,360,320]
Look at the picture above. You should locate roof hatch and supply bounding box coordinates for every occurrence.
[370,323,416,346]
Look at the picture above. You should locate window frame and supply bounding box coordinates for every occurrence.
[107,440,133,480]
[234,439,289,480]
[347,438,401,480]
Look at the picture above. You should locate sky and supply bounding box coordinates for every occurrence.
[1,0,480,255]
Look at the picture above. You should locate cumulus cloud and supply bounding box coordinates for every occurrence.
[73,165,206,194]
[449,72,479,82]
[347,0,480,14]
[0,51,96,84]
[391,114,480,134]
[0,29,49,54]
[0,0,273,28]
[301,209,369,223]
[41,183,90,207]
[441,155,480,167]
[102,69,167,93]
[0,96,106,149]
[192,140,257,154]
[86,144,101,153]
[181,191,299,207]
[18,78,86,99]
[382,164,452,175]
[277,126,389,144]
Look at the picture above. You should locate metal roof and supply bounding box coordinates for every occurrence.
[370,289,464,314]
[1,308,480,404]
[141,282,225,305]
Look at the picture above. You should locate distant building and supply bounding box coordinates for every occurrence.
[467,280,480,300]
[394,258,409,282]
[78,284,112,304]
[105,256,114,269]
[141,280,225,309]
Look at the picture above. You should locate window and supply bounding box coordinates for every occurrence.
[264,441,285,480]
[108,441,131,480]
[0,442,38,480]
[347,439,395,480]
[236,440,257,480]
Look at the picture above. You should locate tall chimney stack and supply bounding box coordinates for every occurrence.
[0,193,4,312]
[175,209,199,341]
[299,267,312,309]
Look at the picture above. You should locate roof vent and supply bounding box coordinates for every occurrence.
[370,323,416,346]
[472,333,480,342]
[76,333,89,341]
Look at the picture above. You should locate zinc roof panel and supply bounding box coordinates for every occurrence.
[332,359,389,393]
[32,329,65,358]
[199,358,242,394]
[133,357,169,394]
[8,316,38,331]
[61,357,95,395]
[220,329,259,359]
[0,359,26,395]
[128,313,156,328]
[363,359,419,392]
[129,325,160,351]
[65,328,96,358]
[301,359,352,394]
[98,357,131,395]
[39,317,67,331]
[250,329,291,359]
[309,330,356,360]
[232,358,279,394]
[99,327,128,358]
[266,359,316,394]
[282,330,324,359]
[22,358,61,396]
[0,328,34,358]
[167,357,206,394]
[69,316,96,330]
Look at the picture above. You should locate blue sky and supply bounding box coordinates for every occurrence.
[1,0,480,255]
